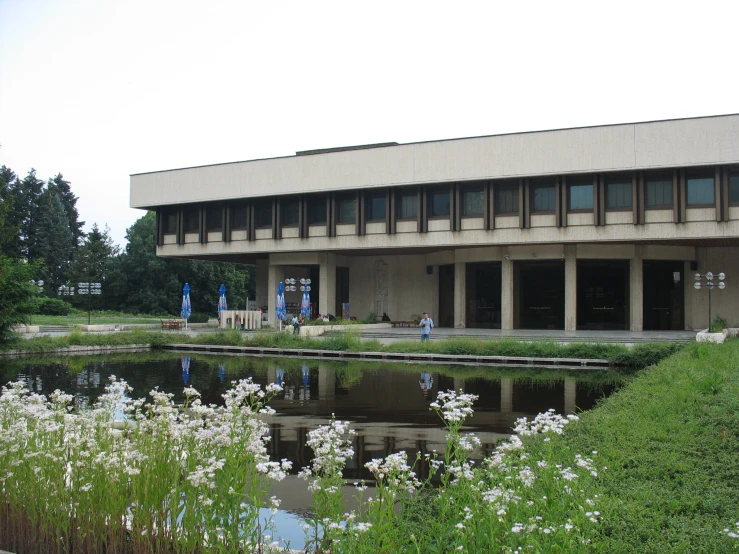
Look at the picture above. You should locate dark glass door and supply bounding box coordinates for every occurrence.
[517,261,565,329]
[438,264,455,328]
[643,261,684,330]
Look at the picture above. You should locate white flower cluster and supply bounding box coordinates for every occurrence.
[430,390,479,424]
[365,451,420,494]
[514,409,579,436]
[302,418,356,479]
[726,522,739,539]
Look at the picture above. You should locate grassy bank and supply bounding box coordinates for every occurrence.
[545,339,739,552]
[2,328,683,369]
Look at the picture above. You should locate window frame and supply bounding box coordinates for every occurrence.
[183,206,200,234]
[730,171,739,206]
[428,187,451,219]
[567,182,594,213]
[396,189,418,221]
[604,178,632,212]
[336,194,356,224]
[366,192,386,222]
[280,198,300,227]
[645,175,673,210]
[530,183,556,214]
[686,174,715,207]
[162,208,177,235]
[205,204,223,232]
[494,184,519,215]
[307,195,328,226]
[253,199,273,229]
[461,187,484,218]
[231,202,248,231]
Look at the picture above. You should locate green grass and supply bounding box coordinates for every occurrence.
[3,328,684,369]
[549,339,739,552]
[30,314,163,325]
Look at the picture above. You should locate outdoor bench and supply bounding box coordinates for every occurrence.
[160,319,182,330]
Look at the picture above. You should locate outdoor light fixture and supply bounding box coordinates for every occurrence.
[504,254,510,260]
[693,271,726,330]
[560,252,565,261]
[28,280,44,325]
[76,282,103,325]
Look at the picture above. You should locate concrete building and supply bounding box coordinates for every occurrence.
[130,114,739,331]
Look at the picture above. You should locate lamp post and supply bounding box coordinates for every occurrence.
[693,272,726,331]
[77,282,102,325]
[284,278,312,318]
[28,280,44,324]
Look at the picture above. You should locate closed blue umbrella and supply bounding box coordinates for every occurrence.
[276,281,286,329]
[218,363,226,383]
[301,290,311,319]
[218,284,228,319]
[181,283,192,330]
[182,356,191,385]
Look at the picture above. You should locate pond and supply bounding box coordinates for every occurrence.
[1,351,626,549]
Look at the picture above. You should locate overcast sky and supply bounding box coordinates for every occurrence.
[1,0,737,247]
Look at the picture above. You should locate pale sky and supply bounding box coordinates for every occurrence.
[1,0,737,247]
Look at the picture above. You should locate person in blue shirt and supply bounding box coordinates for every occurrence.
[419,312,434,341]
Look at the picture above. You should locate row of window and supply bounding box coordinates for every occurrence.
[163,173,739,233]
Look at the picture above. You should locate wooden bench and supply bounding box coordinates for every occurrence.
[391,320,418,328]
[161,319,182,330]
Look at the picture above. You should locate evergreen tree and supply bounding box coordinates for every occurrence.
[16,169,45,261]
[69,223,119,309]
[47,173,85,247]
[0,166,19,253]
[35,189,74,293]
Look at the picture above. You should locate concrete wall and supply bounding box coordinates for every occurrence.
[685,247,739,329]
[131,115,739,208]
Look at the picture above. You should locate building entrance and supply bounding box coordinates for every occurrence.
[643,261,684,330]
[465,262,502,328]
[516,261,565,329]
[576,260,629,330]
[438,264,455,328]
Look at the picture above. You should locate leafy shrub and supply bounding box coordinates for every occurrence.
[709,315,728,333]
[197,329,243,346]
[187,313,211,323]
[37,297,73,316]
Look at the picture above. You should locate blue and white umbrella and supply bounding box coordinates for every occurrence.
[301,289,311,319]
[181,283,192,329]
[218,284,228,318]
[218,363,226,383]
[181,356,191,385]
[276,281,286,326]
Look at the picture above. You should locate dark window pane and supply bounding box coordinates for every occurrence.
[646,178,672,207]
[184,206,199,233]
[337,196,356,223]
[163,209,177,234]
[430,190,450,217]
[206,205,222,231]
[367,195,386,221]
[569,184,594,211]
[495,185,519,214]
[397,192,418,220]
[232,203,247,230]
[308,197,327,225]
[687,176,714,205]
[462,189,484,216]
[254,200,272,228]
[605,180,632,209]
[281,199,299,226]
[532,185,555,212]
[730,173,739,204]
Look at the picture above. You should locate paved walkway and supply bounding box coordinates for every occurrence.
[346,327,696,344]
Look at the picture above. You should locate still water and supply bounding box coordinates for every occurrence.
[1,351,625,548]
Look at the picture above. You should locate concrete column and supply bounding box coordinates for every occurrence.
[454,261,466,328]
[267,262,285,326]
[630,246,644,331]
[564,377,577,415]
[564,245,577,331]
[318,364,336,404]
[267,366,277,385]
[501,256,514,330]
[500,377,513,413]
[319,253,337,316]
[453,376,465,393]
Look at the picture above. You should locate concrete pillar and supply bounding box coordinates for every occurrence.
[267,262,284,326]
[564,245,577,331]
[454,261,466,328]
[453,376,465,393]
[564,377,577,415]
[501,256,514,330]
[267,366,277,385]
[319,253,337,317]
[500,377,513,413]
[630,246,644,331]
[255,259,269,310]
[318,364,336,404]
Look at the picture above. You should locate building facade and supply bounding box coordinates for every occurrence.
[130,115,739,331]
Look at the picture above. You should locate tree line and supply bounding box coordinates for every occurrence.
[0,164,255,338]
